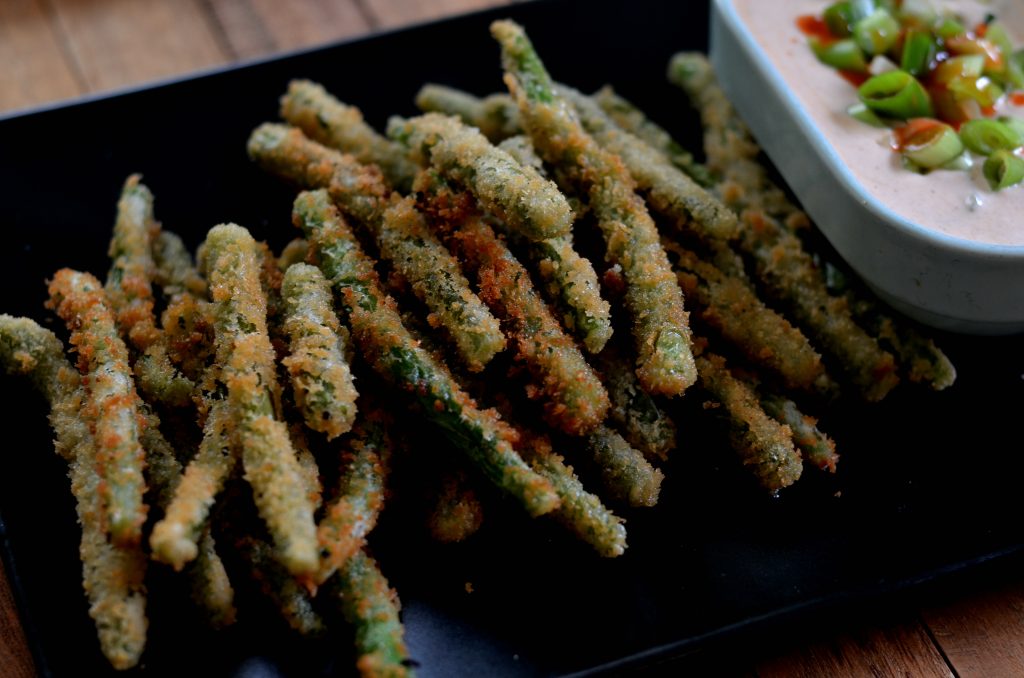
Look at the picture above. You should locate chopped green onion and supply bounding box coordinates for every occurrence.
[899,121,964,168]
[858,71,934,119]
[947,75,1003,109]
[897,0,937,25]
[999,116,1024,139]
[986,22,1014,61]
[847,101,887,127]
[811,38,868,72]
[960,119,1024,156]
[900,29,936,77]
[933,55,985,84]
[853,8,901,56]
[983,150,1024,190]
[935,17,966,40]
[824,2,857,37]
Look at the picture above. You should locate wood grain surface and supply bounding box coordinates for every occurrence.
[0,1,1019,677]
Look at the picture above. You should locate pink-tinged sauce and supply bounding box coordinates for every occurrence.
[734,0,1024,246]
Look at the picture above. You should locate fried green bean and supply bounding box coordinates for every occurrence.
[106,176,195,407]
[281,79,420,193]
[492,20,697,396]
[416,171,609,435]
[559,84,738,242]
[583,424,664,508]
[161,291,216,384]
[592,85,716,188]
[760,393,838,473]
[667,53,901,401]
[662,238,827,392]
[248,124,505,372]
[416,83,521,142]
[236,535,323,636]
[388,112,573,241]
[519,431,627,557]
[281,263,359,439]
[152,229,208,299]
[315,408,392,587]
[492,136,612,353]
[203,223,319,577]
[293,189,559,517]
[0,315,147,669]
[278,237,310,271]
[697,352,803,491]
[328,549,412,678]
[188,530,238,629]
[596,343,676,462]
[150,399,235,570]
[47,269,149,546]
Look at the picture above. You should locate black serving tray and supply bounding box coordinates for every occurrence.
[1,1,1022,676]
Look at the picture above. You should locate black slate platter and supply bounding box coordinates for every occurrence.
[0,0,1022,676]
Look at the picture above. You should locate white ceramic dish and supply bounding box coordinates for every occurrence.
[710,0,1024,335]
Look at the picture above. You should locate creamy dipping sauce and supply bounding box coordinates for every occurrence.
[734,0,1024,246]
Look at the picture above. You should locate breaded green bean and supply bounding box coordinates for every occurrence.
[161,291,216,384]
[289,419,324,511]
[596,343,676,462]
[559,84,738,242]
[592,86,716,188]
[248,124,505,372]
[492,20,697,397]
[236,535,323,636]
[416,83,521,142]
[106,177,195,407]
[315,407,392,587]
[760,393,838,473]
[416,171,609,436]
[203,223,319,577]
[282,263,359,439]
[388,112,573,241]
[519,431,627,557]
[583,424,664,508]
[150,399,235,570]
[328,550,412,678]
[493,135,613,353]
[152,229,208,299]
[667,54,900,400]
[278,237,310,271]
[662,238,826,392]
[281,79,420,193]
[47,269,149,546]
[188,530,237,629]
[292,189,559,517]
[740,210,899,401]
[0,315,147,669]
[697,352,803,491]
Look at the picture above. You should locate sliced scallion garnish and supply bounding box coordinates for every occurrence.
[853,8,901,56]
[983,150,1024,190]
[898,120,964,168]
[960,119,1024,156]
[858,71,933,119]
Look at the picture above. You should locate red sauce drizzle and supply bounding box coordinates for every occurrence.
[796,15,836,44]
[1010,92,1024,107]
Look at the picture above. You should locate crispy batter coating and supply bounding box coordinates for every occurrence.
[281,79,420,193]
[150,399,235,570]
[293,189,560,518]
[416,171,609,436]
[236,535,323,636]
[315,407,392,586]
[662,238,826,392]
[0,315,148,669]
[760,394,838,474]
[583,424,664,507]
[560,84,738,242]
[388,112,573,241]
[203,223,319,577]
[248,124,505,372]
[281,263,359,439]
[426,466,485,544]
[47,269,149,546]
[596,343,677,462]
[278,237,310,271]
[416,83,522,142]
[492,20,697,397]
[697,352,803,491]
[592,86,716,188]
[329,550,413,678]
[152,229,208,299]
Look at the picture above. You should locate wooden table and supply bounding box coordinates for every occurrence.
[2,1,1022,676]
